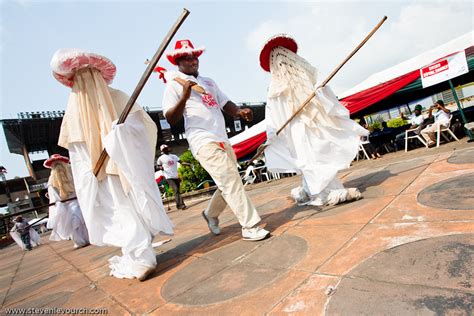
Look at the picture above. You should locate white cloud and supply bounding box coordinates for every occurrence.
[245,1,473,95]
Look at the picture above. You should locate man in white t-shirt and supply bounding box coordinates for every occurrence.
[421,100,451,147]
[161,39,269,241]
[395,104,425,150]
[157,144,186,210]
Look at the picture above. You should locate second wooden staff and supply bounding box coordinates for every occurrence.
[249,16,387,164]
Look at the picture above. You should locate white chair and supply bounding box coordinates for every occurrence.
[436,115,459,147]
[242,165,256,186]
[270,172,280,180]
[356,142,371,161]
[259,168,271,181]
[405,127,427,152]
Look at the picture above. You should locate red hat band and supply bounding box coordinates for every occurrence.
[44,154,70,169]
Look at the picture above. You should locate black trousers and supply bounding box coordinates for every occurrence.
[167,178,185,209]
[20,232,32,250]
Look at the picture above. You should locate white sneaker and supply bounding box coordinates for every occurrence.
[202,211,221,235]
[242,226,270,241]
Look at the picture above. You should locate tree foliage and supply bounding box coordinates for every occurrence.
[178,150,211,193]
[387,117,409,128]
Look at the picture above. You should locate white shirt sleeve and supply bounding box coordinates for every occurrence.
[161,82,181,116]
[212,79,230,109]
[172,154,180,163]
[157,156,163,166]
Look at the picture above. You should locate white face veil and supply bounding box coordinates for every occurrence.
[269,46,318,96]
[58,68,119,181]
[268,46,339,129]
[49,161,75,200]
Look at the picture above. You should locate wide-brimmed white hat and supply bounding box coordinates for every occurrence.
[51,48,116,87]
[166,39,205,66]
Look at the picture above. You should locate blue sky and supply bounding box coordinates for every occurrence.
[1,0,473,178]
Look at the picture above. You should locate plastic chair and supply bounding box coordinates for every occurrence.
[405,127,427,152]
[242,166,256,186]
[258,167,271,181]
[357,142,371,161]
[270,172,280,180]
[436,115,459,147]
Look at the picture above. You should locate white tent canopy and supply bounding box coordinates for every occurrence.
[339,31,474,99]
[229,120,266,146]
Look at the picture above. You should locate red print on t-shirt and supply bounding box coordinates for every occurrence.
[168,161,175,167]
[202,94,218,108]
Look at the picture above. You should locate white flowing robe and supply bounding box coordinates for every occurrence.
[265,86,367,196]
[47,187,89,247]
[10,228,41,250]
[69,110,174,279]
[263,47,367,202]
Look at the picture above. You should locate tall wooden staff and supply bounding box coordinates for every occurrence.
[93,8,190,176]
[249,16,387,163]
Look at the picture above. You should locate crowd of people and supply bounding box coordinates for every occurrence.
[357,99,456,159]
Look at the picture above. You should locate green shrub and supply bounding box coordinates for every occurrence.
[387,117,409,128]
[178,150,212,193]
[368,121,382,131]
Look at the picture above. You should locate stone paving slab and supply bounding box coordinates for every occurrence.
[1,141,473,315]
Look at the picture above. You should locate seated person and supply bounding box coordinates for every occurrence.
[394,104,425,150]
[420,100,451,147]
[358,119,382,159]
[375,121,397,152]
[361,134,382,159]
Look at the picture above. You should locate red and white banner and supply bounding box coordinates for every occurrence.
[420,51,468,88]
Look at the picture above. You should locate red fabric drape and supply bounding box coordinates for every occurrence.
[340,70,420,114]
[232,132,267,159]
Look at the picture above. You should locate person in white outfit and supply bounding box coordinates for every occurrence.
[44,154,89,249]
[157,144,187,210]
[260,34,367,206]
[10,216,41,251]
[420,100,451,147]
[51,49,174,281]
[161,39,269,241]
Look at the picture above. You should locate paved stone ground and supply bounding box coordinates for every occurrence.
[1,141,474,315]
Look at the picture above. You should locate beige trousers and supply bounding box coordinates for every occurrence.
[421,122,447,143]
[195,142,261,229]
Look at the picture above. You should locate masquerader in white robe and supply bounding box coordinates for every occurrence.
[10,216,41,251]
[44,154,89,249]
[51,49,174,281]
[260,35,368,206]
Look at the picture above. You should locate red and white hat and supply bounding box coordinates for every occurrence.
[259,34,298,72]
[160,144,169,152]
[166,39,205,66]
[50,48,117,87]
[43,154,70,169]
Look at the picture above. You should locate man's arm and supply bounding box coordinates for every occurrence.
[427,107,434,119]
[164,81,196,125]
[437,103,450,113]
[222,101,253,122]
